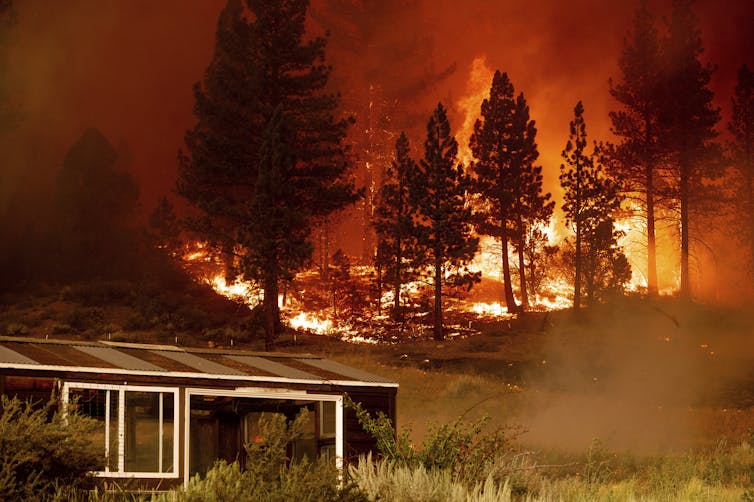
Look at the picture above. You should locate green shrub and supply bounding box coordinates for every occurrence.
[5,322,29,336]
[0,395,101,500]
[161,411,364,502]
[59,307,104,333]
[349,397,519,486]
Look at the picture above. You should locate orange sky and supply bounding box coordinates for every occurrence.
[5,0,754,228]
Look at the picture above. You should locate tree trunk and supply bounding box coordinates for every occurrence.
[679,149,690,299]
[433,250,444,341]
[574,222,582,311]
[501,228,517,313]
[645,123,659,295]
[646,180,658,295]
[516,216,529,310]
[263,272,279,351]
[393,233,402,322]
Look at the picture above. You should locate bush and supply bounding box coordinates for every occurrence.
[5,322,29,336]
[161,411,365,502]
[348,397,520,486]
[0,396,101,500]
[60,280,134,306]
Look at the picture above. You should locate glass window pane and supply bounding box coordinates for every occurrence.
[162,393,174,473]
[68,388,107,471]
[124,391,160,472]
[320,401,336,437]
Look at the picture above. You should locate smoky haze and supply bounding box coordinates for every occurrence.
[520,300,754,452]
[5,0,752,212]
[1,0,753,296]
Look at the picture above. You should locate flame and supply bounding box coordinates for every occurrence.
[456,56,494,167]
[288,312,333,334]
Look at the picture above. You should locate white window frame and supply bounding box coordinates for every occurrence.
[62,382,180,479]
[184,388,344,487]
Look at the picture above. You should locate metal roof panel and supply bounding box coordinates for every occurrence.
[73,345,165,372]
[0,345,38,365]
[151,350,246,375]
[295,358,396,384]
[226,355,320,380]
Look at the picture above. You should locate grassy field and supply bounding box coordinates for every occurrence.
[3,281,754,498]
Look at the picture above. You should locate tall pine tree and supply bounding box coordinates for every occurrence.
[415,103,479,340]
[470,72,552,312]
[729,65,754,279]
[510,93,554,309]
[662,0,721,298]
[608,0,665,295]
[178,0,359,348]
[561,102,628,310]
[373,132,418,322]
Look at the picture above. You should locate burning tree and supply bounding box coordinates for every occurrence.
[178,0,359,349]
[414,103,479,340]
[373,132,419,322]
[470,71,553,312]
[560,102,629,310]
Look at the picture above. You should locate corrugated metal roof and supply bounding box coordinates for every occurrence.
[296,358,395,384]
[150,350,246,375]
[0,345,38,365]
[0,336,397,387]
[73,345,164,372]
[226,355,320,380]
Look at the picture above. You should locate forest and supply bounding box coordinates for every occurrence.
[2,0,754,499]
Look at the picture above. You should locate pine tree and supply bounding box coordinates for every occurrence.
[470,72,552,312]
[662,0,721,298]
[608,0,665,295]
[147,196,181,254]
[373,132,418,322]
[178,0,359,349]
[510,93,554,309]
[414,103,479,340]
[561,102,628,309]
[729,65,754,279]
[313,0,456,262]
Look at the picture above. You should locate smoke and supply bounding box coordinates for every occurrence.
[1,0,752,287]
[519,299,754,452]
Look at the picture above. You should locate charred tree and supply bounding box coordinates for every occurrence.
[729,65,754,281]
[178,0,359,349]
[373,132,419,323]
[608,0,666,296]
[662,0,721,299]
[414,103,479,341]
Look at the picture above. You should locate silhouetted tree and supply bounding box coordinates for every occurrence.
[560,102,628,309]
[373,132,418,322]
[608,0,666,295]
[178,0,359,348]
[509,94,554,309]
[662,0,722,298]
[729,64,754,278]
[470,72,552,312]
[57,128,139,277]
[313,0,455,261]
[147,196,181,253]
[414,103,479,340]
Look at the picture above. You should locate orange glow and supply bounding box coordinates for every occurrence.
[455,56,494,167]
